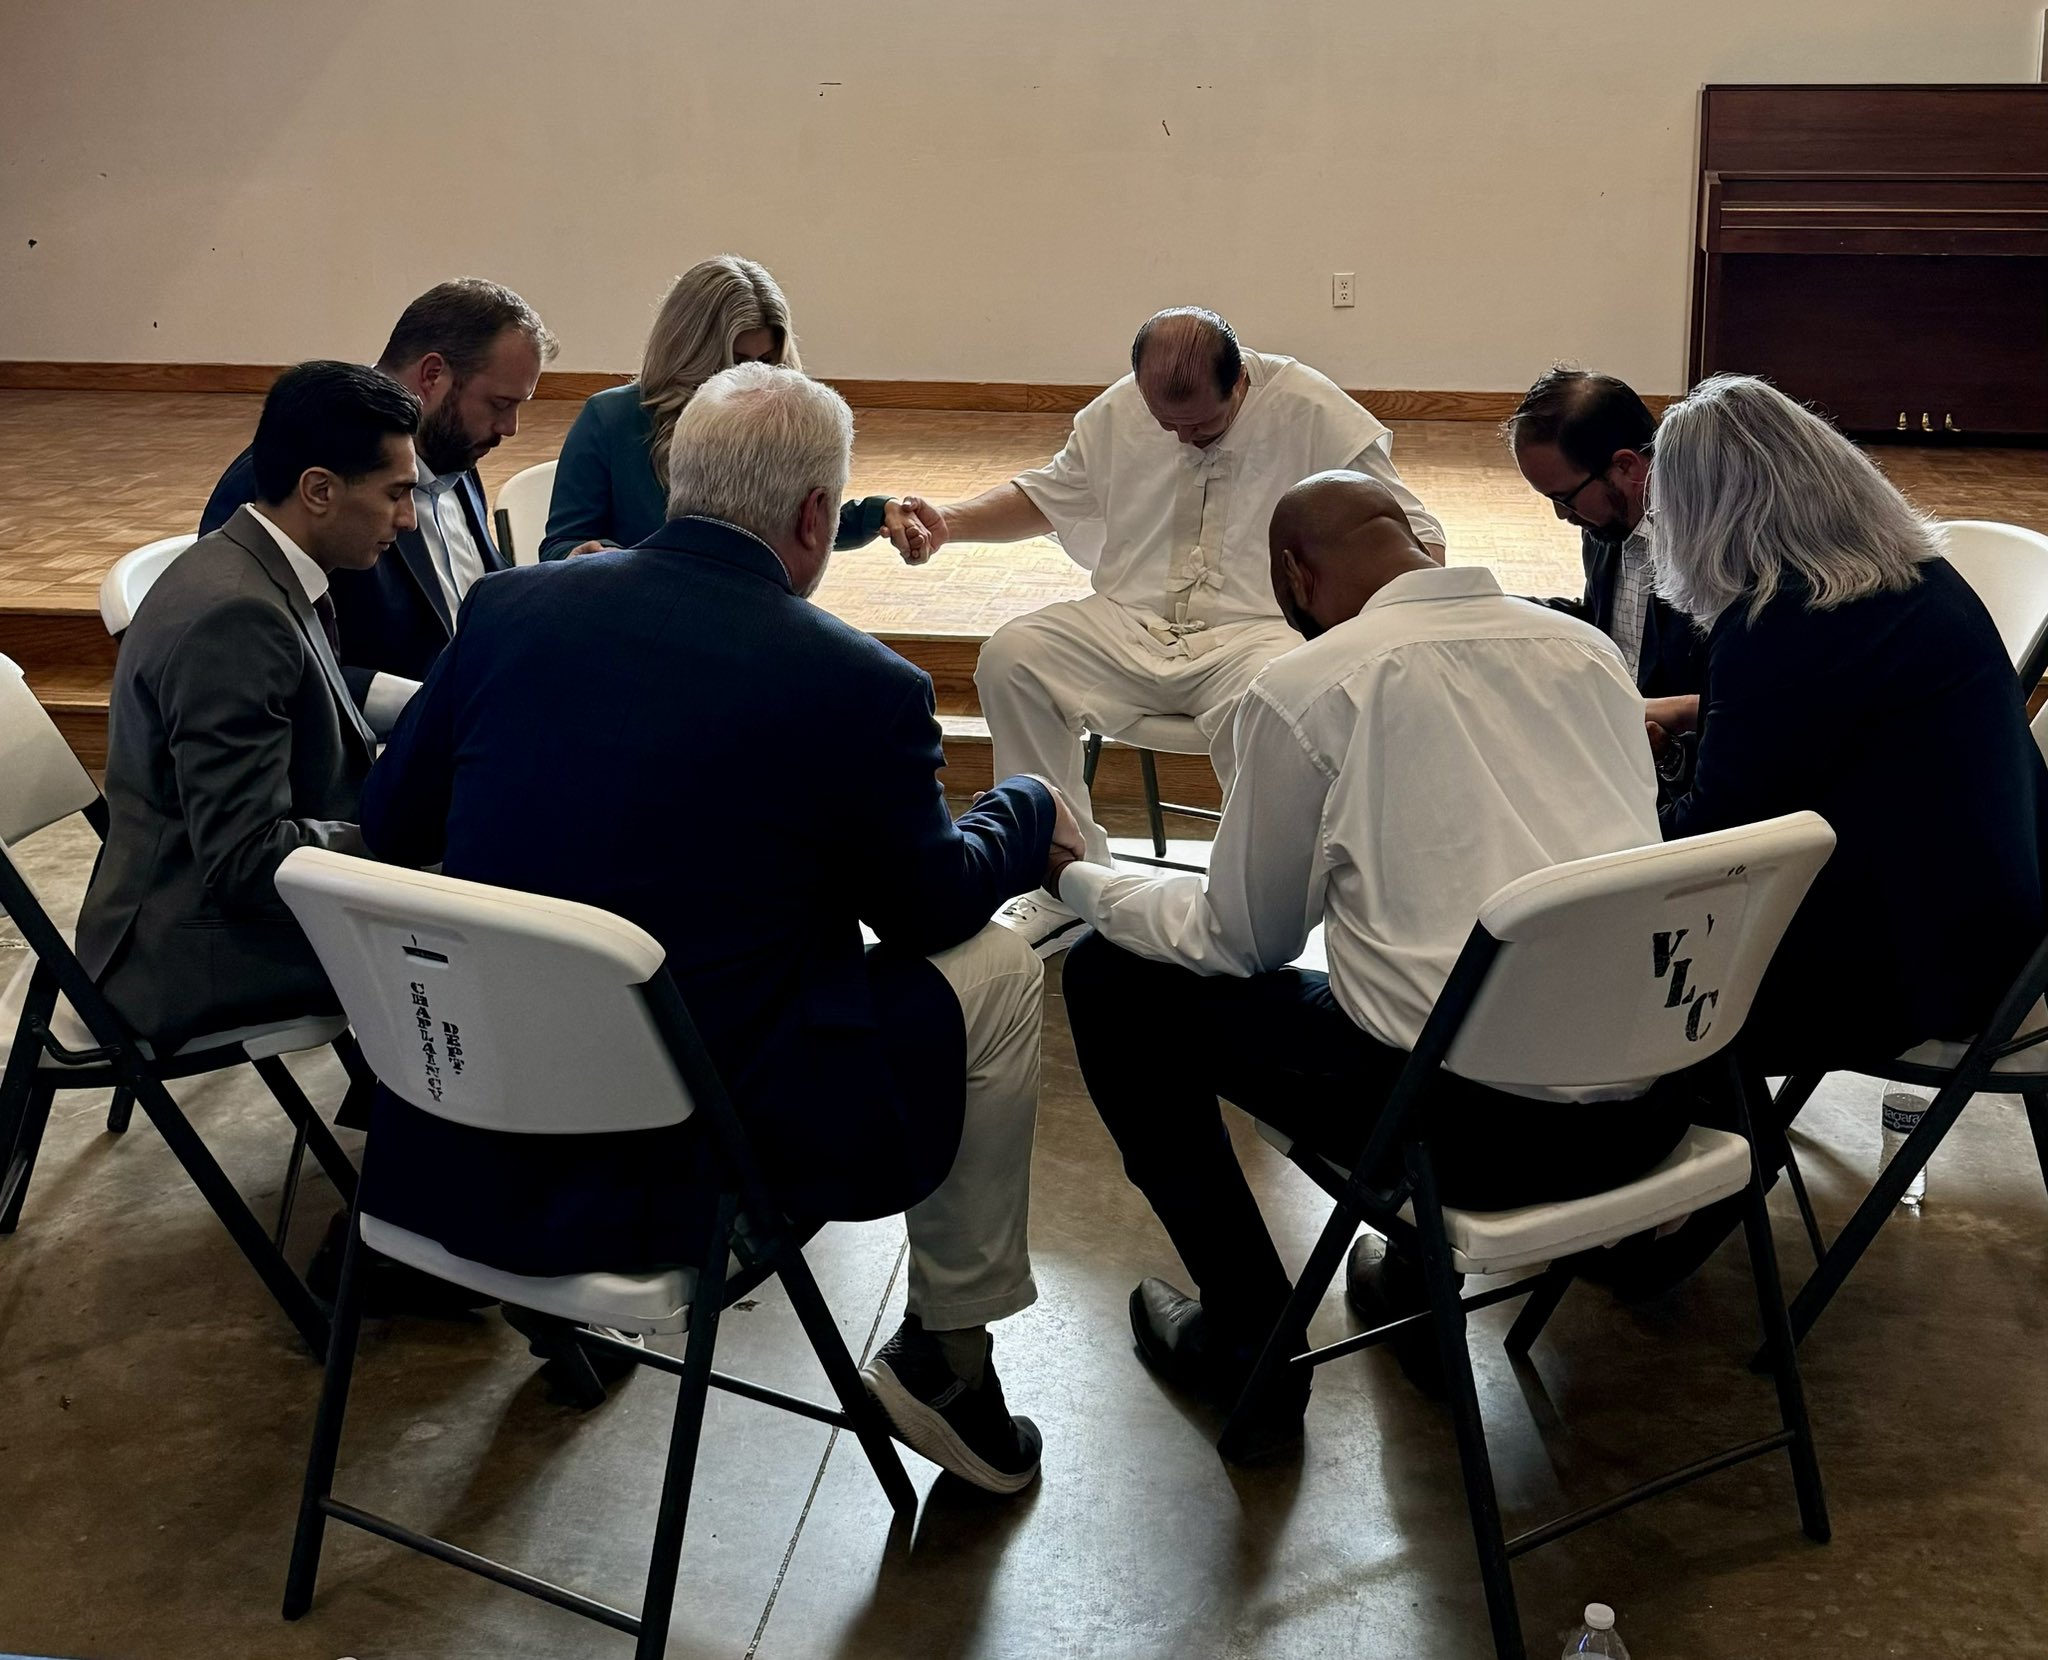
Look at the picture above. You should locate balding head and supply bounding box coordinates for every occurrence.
[1130,308,1249,447]
[1267,470,1437,639]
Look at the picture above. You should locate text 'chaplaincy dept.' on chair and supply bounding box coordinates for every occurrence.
[1223,811,1838,1660]
[0,653,367,1357]
[271,847,919,1660]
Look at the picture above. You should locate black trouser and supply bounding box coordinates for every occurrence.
[1061,932,1691,1351]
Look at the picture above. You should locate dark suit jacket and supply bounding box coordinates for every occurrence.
[1547,528,1709,698]
[1662,558,2047,1067]
[200,447,506,692]
[356,515,1056,1274]
[75,508,372,1044]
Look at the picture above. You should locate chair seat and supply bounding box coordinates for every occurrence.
[0,941,348,1069]
[1099,713,1212,755]
[360,1214,697,1336]
[1890,998,2048,1080]
[1253,1120,1754,1277]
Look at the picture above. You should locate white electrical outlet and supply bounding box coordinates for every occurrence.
[1332,272,1356,308]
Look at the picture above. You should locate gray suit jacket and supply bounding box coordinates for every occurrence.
[75,507,373,1045]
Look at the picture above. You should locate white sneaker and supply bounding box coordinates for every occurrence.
[996,892,1085,958]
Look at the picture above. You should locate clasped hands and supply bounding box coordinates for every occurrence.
[975,774,1088,894]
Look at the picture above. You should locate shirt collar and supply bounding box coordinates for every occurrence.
[1362,563,1502,612]
[244,505,329,603]
[414,447,468,497]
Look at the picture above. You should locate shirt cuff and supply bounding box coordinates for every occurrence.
[362,672,421,738]
[1057,859,1117,926]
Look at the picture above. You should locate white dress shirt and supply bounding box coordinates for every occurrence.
[413,458,490,623]
[1062,566,1662,1079]
[1014,351,1446,656]
[243,506,419,737]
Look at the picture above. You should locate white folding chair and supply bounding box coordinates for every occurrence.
[1935,519,2048,691]
[1765,699,2048,1352]
[492,459,558,566]
[0,655,366,1357]
[96,533,196,636]
[1083,713,1217,873]
[273,849,916,1658]
[1220,812,1837,1660]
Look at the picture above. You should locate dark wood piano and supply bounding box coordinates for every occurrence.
[1691,84,2048,439]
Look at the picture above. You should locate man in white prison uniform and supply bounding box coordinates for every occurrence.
[893,307,1446,955]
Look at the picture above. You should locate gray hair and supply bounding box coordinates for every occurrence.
[640,256,800,483]
[1652,374,1938,626]
[665,362,851,546]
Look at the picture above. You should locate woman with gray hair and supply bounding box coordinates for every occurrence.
[1612,374,2046,1289]
[539,255,914,560]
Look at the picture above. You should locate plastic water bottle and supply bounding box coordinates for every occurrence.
[1562,1603,1630,1658]
[1879,1085,1931,1208]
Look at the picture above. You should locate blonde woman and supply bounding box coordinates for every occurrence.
[542,256,910,559]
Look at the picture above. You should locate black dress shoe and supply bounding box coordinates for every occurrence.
[1129,1279,1309,1457]
[1344,1234,1450,1399]
[501,1304,644,1410]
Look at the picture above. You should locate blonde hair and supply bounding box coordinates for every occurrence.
[639,256,801,481]
[1652,374,1938,627]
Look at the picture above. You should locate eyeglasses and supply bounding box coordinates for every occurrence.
[1546,464,1612,514]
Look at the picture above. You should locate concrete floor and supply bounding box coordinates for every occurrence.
[3,815,2045,1660]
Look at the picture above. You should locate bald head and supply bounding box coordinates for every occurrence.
[1267,471,1437,639]
[1131,308,1248,447]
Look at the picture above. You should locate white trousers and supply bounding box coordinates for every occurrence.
[903,919,1045,1330]
[974,594,1301,866]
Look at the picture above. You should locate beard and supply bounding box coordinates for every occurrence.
[414,390,483,477]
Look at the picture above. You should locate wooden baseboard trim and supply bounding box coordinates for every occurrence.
[0,361,1547,420]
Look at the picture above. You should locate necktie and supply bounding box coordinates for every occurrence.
[312,593,342,660]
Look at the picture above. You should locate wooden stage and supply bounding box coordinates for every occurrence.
[4,388,2046,791]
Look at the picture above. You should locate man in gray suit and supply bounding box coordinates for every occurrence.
[76,361,423,1046]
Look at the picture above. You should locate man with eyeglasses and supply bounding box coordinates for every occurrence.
[1505,367,1707,784]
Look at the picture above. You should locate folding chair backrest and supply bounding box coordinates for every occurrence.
[98,534,197,636]
[275,848,690,1134]
[1445,812,1835,1092]
[494,460,558,566]
[1937,520,2048,688]
[0,654,99,850]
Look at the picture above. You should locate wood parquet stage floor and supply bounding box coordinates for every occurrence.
[6,387,2048,629]
[4,386,2047,778]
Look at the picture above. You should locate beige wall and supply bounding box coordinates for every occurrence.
[3,0,2042,393]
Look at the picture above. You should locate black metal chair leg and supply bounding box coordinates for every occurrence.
[128,1072,330,1356]
[330,1032,375,1132]
[633,1196,735,1660]
[1137,749,1168,856]
[0,1079,57,1234]
[283,1204,371,1619]
[253,1054,360,1209]
[106,1087,135,1134]
[1779,1139,1827,1266]
[777,1241,919,1520]
[274,1115,310,1251]
[1082,732,1103,790]
[1784,1072,1973,1349]
[1218,1208,1356,1463]
[2022,1089,2048,1202]
[1412,1144,1523,1660]
[1502,1261,1573,1359]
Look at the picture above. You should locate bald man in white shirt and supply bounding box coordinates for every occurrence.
[1055,472,1688,1447]
[894,309,1445,955]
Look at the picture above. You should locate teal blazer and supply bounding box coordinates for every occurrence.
[541,383,888,560]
